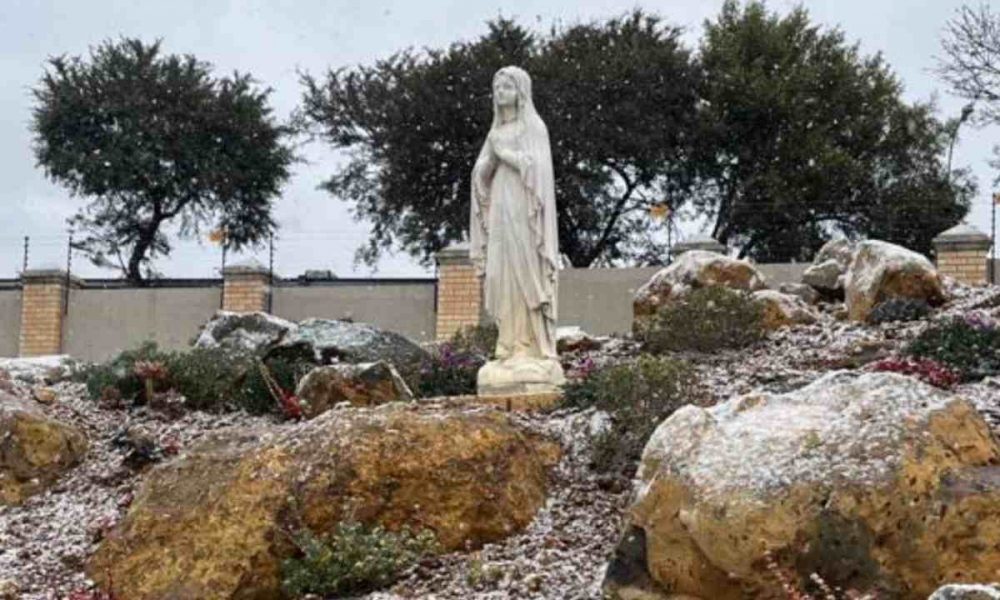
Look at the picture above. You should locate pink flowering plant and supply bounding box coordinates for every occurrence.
[868,356,960,389]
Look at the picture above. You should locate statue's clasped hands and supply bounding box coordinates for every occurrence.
[489,130,532,172]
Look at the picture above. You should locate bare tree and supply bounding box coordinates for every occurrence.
[939,3,1000,123]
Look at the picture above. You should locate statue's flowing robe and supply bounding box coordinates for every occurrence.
[469,73,559,360]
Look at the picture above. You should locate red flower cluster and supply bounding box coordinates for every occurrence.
[868,356,960,389]
[279,389,304,420]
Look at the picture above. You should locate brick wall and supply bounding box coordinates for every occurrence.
[933,225,991,286]
[18,270,71,357]
[222,264,270,313]
[435,246,482,341]
[937,249,988,285]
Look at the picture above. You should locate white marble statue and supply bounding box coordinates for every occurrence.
[470,66,565,395]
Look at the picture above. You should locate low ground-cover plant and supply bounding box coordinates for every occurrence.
[415,323,497,398]
[868,357,960,389]
[416,343,484,398]
[450,322,498,358]
[642,286,766,353]
[562,355,707,475]
[78,342,313,415]
[281,522,437,597]
[905,312,1000,381]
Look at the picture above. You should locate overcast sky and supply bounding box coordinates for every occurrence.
[1,0,995,278]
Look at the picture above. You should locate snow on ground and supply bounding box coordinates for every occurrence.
[0,283,998,598]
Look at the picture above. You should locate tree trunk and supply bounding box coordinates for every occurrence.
[126,225,158,284]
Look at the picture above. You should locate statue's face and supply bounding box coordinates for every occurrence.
[493,75,518,109]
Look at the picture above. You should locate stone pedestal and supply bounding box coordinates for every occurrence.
[477,356,565,396]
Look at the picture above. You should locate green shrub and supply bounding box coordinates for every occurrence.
[281,522,437,597]
[78,341,169,401]
[642,286,766,353]
[905,313,1000,381]
[80,343,315,415]
[562,355,707,475]
[449,322,498,359]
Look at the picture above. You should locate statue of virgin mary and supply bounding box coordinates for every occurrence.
[470,66,565,395]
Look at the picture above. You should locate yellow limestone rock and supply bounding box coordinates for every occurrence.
[845,240,947,322]
[604,372,1000,600]
[0,392,87,505]
[633,250,767,332]
[89,404,559,600]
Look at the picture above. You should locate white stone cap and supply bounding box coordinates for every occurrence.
[933,222,991,250]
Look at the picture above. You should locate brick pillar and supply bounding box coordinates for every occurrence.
[19,269,75,357]
[435,244,483,341]
[222,261,271,313]
[933,223,992,285]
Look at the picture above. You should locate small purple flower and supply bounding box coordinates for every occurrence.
[963,310,997,332]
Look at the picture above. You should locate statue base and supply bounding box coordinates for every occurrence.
[477,356,566,396]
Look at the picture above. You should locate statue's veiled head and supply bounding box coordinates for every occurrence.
[492,66,536,119]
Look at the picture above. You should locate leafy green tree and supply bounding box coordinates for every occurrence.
[300,13,701,267]
[696,1,972,261]
[32,38,295,282]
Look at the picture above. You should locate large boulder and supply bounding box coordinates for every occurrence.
[89,405,559,599]
[295,361,413,418]
[194,311,296,354]
[268,318,430,377]
[634,250,767,327]
[751,290,818,330]
[604,372,1000,600]
[0,393,88,505]
[845,240,947,322]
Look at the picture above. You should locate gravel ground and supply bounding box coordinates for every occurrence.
[1,283,998,599]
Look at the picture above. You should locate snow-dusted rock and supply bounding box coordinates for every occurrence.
[0,392,88,505]
[778,282,820,305]
[268,318,430,380]
[194,311,296,353]
[89,404,559,599]
[815,238,856,268]
[0,356,75,384]
[751,289,818,330]
[802,258,845,292]
[604,372,1000,600]
[633,250,767,330]
[845,240,947,322]
[930,584,1000,600]
[801,239,856,297]
[295,361,413,418]
[556,326,603,353]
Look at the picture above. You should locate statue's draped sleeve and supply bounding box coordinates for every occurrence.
[518,119,560,321]
[470,141,495,278]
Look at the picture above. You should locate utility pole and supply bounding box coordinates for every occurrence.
[268,233,275,314]
[22,236,29,274]
[65,232,73,314]
[993,192,998,285]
